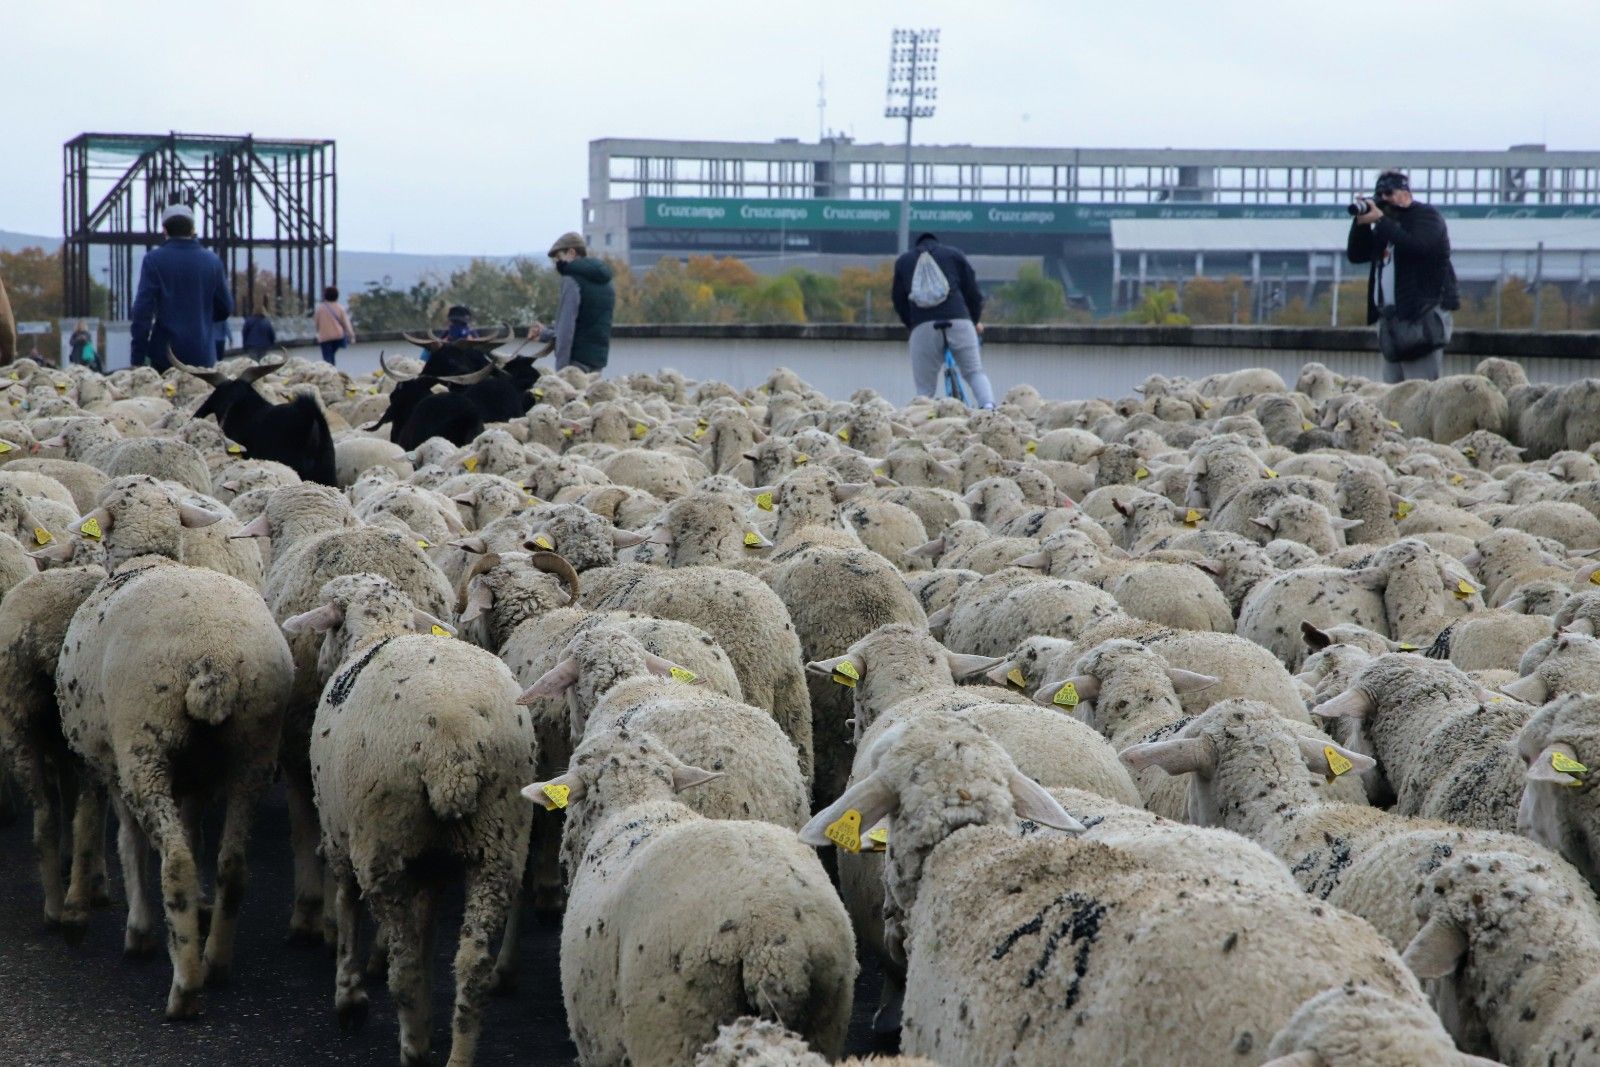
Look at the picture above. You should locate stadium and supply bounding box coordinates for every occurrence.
[586,137,1600,316]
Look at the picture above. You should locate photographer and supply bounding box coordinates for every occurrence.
[1346,170,1459,382]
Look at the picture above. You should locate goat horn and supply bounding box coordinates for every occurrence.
[433,365,495,386]
[402,331,443,349]
[172,360,226,385]
[378,351,419,381]
[237,352,285,384]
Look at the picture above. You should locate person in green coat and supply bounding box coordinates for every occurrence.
[527,231,615,373]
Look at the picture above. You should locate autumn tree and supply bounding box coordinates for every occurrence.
[987,263,1075,324]
[838,261,895,324]
[1124,287,1189,326]
[1179,275,1253,325]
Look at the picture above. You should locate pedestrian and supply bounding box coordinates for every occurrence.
[1347,169,1459,382]
[67,319,100,372]
[891,231,995,408]
[129,204,233,370]
[313,286,355,365]
[445,304,476,341]
[241,301,276,359]
[525,232,615,374]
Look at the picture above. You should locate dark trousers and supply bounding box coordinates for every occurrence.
[320,340,342,364]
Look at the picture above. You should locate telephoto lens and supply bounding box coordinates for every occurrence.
[1346,197,1373,217]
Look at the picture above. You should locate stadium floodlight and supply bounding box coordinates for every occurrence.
[885,27,939,254]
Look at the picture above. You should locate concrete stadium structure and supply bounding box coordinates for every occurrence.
[585,137,1600,315]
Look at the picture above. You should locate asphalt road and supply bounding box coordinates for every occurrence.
[0,783,886,1065]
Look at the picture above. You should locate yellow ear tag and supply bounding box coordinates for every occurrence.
[1026,440,1038,453]
[1134,467,1150,480]
[1184,508,1201,527]
[794,453,808,465]
[633,422,648,439]
[1552,751,1588,776]
[1450,473,1465,485]
[79,517,102,539]
[345,387,357,398]
[429,624,451,638]
[1589,571,1600,587]
[1052,681,1080,708]
[374,368,384,379]
[0,441,12,453]
[1263,467,1279,479]
[1462,447,1477,459]
[1302,421,1314,431]
[33,527,52,546]
[525,496,539,507]
[755,491,774,512]
[1395,501,1413,520]
[226,444,244,456]
[417,538,431,549]
[532,388,544,400]
[1455,579,1475,600]
[837,427,851,443]
[54,382,67,393]
[1324,746,1354,778]
[668,666,697,683]
[693,426,706,439]
[561,428,573,438]
[831,659,860,688]
[541,783,570,811]
[532,534,554,550]
[368,386,379,395]
[928,410,939,421]
[1398,642,1420,651]
[866,826,888,851]
[7,372,17,381]
[463,456,478,472]
[743,531,763,548]
[1388,420,1401,429]
[1006,667,1027,689]
[163,383,176,396]
[825,809,862,853]
[874,467,886,477]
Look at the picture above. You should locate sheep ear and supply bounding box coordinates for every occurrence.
[833,482,870,503]
[1349,568,1389,591]
[1298,736,1375,776]
[1401,915,1468,979]
[450,535,488,554]
[1031,674,1100,706]
[945,651,1003,680]
[1301,621,1334,650]
[458,581,495,624]
[282,602,343,635]
[29,540,76,563]
[414,610,454,636]
[611,528,650,549]
[516,657,580,704]
[926,605,953,629]
[800,771,897,848]
[1313,687,1376,721]
[1330,517,1364,530]
[1008,770,1085,833]
[521,771,586,809]
[1011,550,1050,570]
[670,763,723,793]
[1165,668,1220,694]
[905,537,945,559]
[1119,737,1214,777]
[1499,674,1549,705]
[1251,516,1276,532]
[642,652,695,680]
[806,653,865,680]
[1565,618,1596,637]
[1526,744,1585,785]
[646,527,673,546]
[178,503,225,529]
[1112,498,1132,517]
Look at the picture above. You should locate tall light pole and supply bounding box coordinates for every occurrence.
[885,28,939,254]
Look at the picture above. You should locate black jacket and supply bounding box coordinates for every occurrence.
[1346,201,1460,325]
[892,236,984,330]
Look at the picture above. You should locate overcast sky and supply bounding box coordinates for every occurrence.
[3,0,1594,255]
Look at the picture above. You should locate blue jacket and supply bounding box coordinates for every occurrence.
[241,314,276,350]
[130,238,233,367]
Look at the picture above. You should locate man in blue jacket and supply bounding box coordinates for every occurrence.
[891,231,995,408]
[130,204,233,370]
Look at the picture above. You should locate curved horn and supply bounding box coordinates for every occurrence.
[529,551,580,603]
[463,549,504,585]
[379,351,420,381]
[172,360,226,386]
[434,365,496,386]
[237,352,285,384]
[401,331,443,349]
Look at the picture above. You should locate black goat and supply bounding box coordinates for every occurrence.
[373,346,541,449]
[183,356,337,486]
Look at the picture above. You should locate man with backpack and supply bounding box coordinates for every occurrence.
[891,231,995,408]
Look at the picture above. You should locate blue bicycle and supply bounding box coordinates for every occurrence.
[933,319,970,405]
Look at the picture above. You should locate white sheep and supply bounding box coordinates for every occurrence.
[284,573,532,1067]
[1514,691,1600,893]
[530,727,857,1066]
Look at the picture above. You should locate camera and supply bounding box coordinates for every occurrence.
[1347,196,1380,217]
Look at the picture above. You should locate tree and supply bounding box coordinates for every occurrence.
[838,262,895,324]
[1179,275,1253,325]
[987,263,1072,324]
[685,255,760,297]
[0,246,109,322]
[737,274,807,324]
[788,269,847,322]
[437,257,558,326]
[1124,287,1189,326]
[348,279,441,332]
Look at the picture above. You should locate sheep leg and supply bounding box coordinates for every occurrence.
[446,863,516,1067]
[372,883,436,1067]
[489,876,522,995]
[61,775,107,940]
[201,781,256,987]
[331,865,368,1030]
[180,795,213,938]
[113,795,159,957]
[128,782,206,1021]
[284,771,325,945]
[12,746,65,925]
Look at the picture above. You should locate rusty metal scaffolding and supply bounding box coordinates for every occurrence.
[62,132,336,319]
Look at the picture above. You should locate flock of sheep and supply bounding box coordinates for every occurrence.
[0,346,1598,1067]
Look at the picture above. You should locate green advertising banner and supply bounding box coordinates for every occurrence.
[640,197,1600,235]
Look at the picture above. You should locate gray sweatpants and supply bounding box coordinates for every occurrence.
[1379,308,1450,383]
[909,319,995,407]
